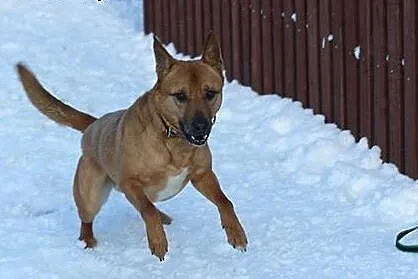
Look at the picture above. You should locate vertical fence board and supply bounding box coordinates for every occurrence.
[194,0,203,54]
[403,0,418,177]
[283,0,296,98]
[161,0,170,44]
[344,0,360,138]
[358,0,374,144]
[143,0,151,34]
[202,0,212,36]
[387,0,404,169]
[153,0,163,39]
[331,0,345,127]
[186,0,195,55]
[295,0,308,105]
[211,0,222,53]
[239,0,251,86]
[373,0,388,160]
[272,0,284,95]
[240,0,252,86]
[231,0,242,82]
[177,0,187,53]
[169,0,178,47]
[319,0,333,121]
[261,0,274,93]
[307,0,321,113]
[250,0,263,92]
[221,0,233,80]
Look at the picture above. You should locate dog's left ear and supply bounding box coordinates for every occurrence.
[153,35,175,80]
[201,32,224,77]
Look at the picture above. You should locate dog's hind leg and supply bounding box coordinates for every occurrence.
[73,155,111,248]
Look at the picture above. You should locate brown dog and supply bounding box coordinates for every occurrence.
[16,33,247,260]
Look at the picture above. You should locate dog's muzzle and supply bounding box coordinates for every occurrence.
[181,115,213,146]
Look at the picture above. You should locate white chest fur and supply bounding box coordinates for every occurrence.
[156,168,189,201]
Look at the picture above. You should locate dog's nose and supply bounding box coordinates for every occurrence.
[191,116,210,136]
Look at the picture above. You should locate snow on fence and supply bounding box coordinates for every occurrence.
[143,0,418,179]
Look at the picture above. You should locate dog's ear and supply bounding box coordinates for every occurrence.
[201,32,224,77]
[153,35,174,80]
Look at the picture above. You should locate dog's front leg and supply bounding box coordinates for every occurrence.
[121,180,168,261]
[190,169,248,251]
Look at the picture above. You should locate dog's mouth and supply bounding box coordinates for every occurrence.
[180,120,212,146]
[184,132,210,146]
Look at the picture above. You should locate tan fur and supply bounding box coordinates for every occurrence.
[16,64,96,132]
[16,33,247,261]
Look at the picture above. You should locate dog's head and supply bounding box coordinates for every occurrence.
[151,33,224,146]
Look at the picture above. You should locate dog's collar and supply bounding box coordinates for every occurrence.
[159,114,179,138]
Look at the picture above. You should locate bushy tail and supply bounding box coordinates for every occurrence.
[16,63,97,132]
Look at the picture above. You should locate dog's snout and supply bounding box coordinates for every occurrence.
[180,114,213,145]
[191,116,210,135]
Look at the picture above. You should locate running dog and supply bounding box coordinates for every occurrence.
[16,33,247,261]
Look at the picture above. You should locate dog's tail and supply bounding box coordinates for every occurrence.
[16,63,97,133]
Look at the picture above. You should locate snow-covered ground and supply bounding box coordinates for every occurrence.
[1,1,418,278]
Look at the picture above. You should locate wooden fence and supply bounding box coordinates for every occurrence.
[144,0,418,179]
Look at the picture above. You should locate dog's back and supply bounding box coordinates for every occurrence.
[81,110,125,179]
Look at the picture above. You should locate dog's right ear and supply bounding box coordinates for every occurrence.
[153,35,174,80]
[201,32,224,78]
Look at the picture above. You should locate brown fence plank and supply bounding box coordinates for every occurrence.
[307,0,321,113]
[211,0,222,54]
[319,0,333,121]
[250,0,263,92]
[177,0,187,53]
[372,0,388,160]
[295,0,308,105]
[161,0,170,44]
[186,0,195,55]
[386,0,404,169]
[344,0,360,139]
[194,0,203,54]
[330,0,345,127]
[169,0,178,46]
[240,0,252,86]
[283,0,296,98]
[202,0,212,36]
[143,0,151,34]
[272,0,284,95]
[231,0,242,82]
[153,0,163,39]
[358,0,374,144]
[403,0,418,178]
[261,0,274,93]
[221,0,233,80]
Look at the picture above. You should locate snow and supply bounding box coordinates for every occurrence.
[1,0,418,278]
[327,34,334,41]
[322,34,334,49]
[291,13,297,23]
[354,46,361,60]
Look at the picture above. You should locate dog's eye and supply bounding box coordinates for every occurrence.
[206,90,218,101]
[171,92,187,102]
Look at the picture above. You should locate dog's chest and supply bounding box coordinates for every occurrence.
[155,168,189,201]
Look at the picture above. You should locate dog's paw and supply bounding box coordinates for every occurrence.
[79,235,97,249]
[148,237,168,261]
[223,221,248,252]
[146,228,168,261]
